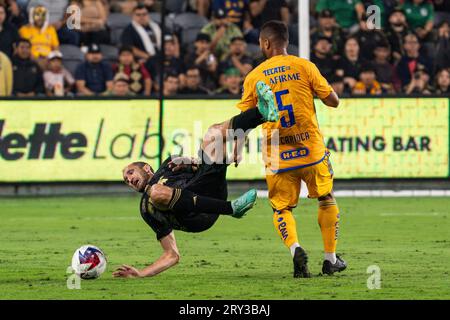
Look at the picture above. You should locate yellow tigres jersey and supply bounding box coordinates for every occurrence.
[19,25,59,59]
[237,54,333,173]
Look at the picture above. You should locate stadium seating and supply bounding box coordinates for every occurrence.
[149,12,176,33]
[100,44,119,65]
[173,12,209,45]
[108,13,132,46]
[60,44,84,76]
[165,0,188,14]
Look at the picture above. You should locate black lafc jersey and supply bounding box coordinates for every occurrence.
[140,157,226,240]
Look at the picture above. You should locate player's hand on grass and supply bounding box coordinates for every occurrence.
[112,265,142,278]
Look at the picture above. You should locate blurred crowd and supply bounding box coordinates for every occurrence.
[0,0,448,97]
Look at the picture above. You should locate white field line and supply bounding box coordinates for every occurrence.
[256,190,450,198]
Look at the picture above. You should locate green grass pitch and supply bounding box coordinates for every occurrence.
[0,195,449,300]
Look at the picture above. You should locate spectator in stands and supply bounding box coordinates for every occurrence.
[396,33,432,87]
[184,33,218,91]
[310,9,345,60]
[434,20,450,71]
[0,51,13,96]
[336,37,367,94]
[75,43,113,95]
[43,50,75,96]
[401,0,434,41]
[0,0,27,28]
[142,0,157,13]
[352,64,384,95]
[329,75,346,97]
[246,0,289,44]
[163,72,179,97]
[372,41,399,93]
[385,8,410,63]
[310,36,336,82]
[68,0,110,46]
[432,68,449,94]
[178,66,209,95]
[113,45,151,96]
[19,5,59,60]
[212,0,250,30]
[193,0,210,18]
[103,73,134,96]
[28,0,67,25]
[433,0,450,26]
[146,34,184,91]
[404,64,432,94]
[121,4,161,62]
[27,0,79,45]
[109,0,136,14]
[11,38,45,96]
[315,0,365,32]
[249,0,289,27]
[0,4,19,57]
[216,67,242,95]
[218,36,253,86]
[354,13,388,60]
[201,8,243,61]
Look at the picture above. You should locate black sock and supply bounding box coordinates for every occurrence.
[169,189,233,215]
[230,107,265,132]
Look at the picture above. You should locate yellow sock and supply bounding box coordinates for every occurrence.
[318,199,340,253]
[273,209,299,248]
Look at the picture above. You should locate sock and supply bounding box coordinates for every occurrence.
[169,188,233,215]
[230,107,265,132]
[324,253,337,264]
[289,243,301,257]
[273,209,300,250]
[318,198,340,255]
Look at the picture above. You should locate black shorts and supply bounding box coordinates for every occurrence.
[184,150,229,200]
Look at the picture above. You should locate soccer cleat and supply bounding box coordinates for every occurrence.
[322,255,347,275]
[231,189,257,219]
[256,81,279,122]
[293,247,312,278]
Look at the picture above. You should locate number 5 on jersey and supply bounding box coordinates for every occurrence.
[275,90,296,128]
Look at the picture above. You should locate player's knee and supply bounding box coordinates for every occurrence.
[149,184,171,206]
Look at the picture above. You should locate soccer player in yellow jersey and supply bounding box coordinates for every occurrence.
[237,21,346,277]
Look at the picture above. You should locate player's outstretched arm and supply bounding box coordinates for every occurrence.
[113,232,180,278]
[321,92,340,108]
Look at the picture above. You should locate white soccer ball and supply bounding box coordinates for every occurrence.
[71,245,107,279]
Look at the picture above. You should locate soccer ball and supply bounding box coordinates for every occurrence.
[71,245,107,279]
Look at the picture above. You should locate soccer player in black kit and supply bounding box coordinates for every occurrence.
[113,83,279,278]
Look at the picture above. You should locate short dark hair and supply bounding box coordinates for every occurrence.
[186,65,200,73]
[403,32,418,42]
[119,45,134,55]
[260,20,289,47]
[15,38,31,47]
[164,72,179,81]
[133,4,148,12]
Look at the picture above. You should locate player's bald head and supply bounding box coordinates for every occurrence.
[260,20,289,48]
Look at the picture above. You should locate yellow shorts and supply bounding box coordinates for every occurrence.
[266,153,334,211]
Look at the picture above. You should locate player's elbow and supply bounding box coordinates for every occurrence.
[323,92,340,108]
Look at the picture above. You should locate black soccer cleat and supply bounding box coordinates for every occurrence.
[293,247,312,278]
[322,255,347,275]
